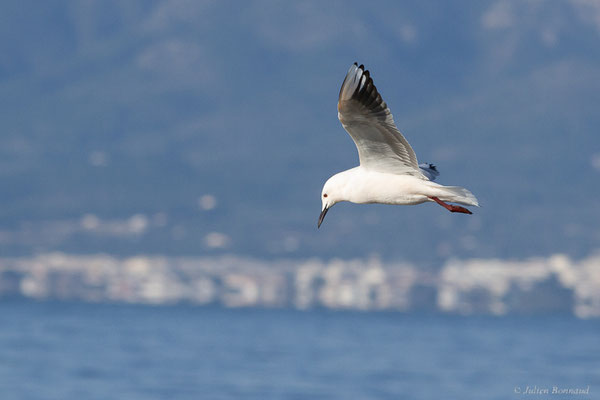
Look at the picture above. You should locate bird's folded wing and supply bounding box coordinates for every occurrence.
[419,163,440,181]
[337,63,423,177]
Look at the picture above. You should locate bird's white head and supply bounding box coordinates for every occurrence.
[318,174,347,228]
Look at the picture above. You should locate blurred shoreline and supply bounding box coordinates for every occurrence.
[1,252,598,318]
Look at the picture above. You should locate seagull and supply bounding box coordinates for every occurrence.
[318,63,479,228]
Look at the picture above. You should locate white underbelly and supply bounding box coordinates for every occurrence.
[347,171,432,205]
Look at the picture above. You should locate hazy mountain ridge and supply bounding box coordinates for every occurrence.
[1,0,599,262]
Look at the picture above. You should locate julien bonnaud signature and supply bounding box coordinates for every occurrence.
[514,385,590,395]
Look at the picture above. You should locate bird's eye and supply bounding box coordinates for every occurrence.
[323,194,328,198]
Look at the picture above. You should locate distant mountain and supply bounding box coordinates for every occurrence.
[1,1,599,263]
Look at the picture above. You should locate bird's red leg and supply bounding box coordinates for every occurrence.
[429,196,472,215]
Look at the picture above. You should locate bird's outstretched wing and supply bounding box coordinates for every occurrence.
[337,63,424,177]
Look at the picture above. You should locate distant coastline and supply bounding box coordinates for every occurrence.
[0,252,598,318]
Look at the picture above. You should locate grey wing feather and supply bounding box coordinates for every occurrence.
[337,63,423,177]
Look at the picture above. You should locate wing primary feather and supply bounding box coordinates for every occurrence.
[338,63,359,101]
[345,65,388,117]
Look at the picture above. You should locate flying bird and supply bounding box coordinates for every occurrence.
[318,63,479,228]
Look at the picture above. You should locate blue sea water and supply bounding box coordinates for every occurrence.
[0,301,598,400]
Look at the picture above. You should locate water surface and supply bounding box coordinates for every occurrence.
[0,301,597,400]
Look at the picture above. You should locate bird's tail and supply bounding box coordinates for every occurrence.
[436,185,479,207]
